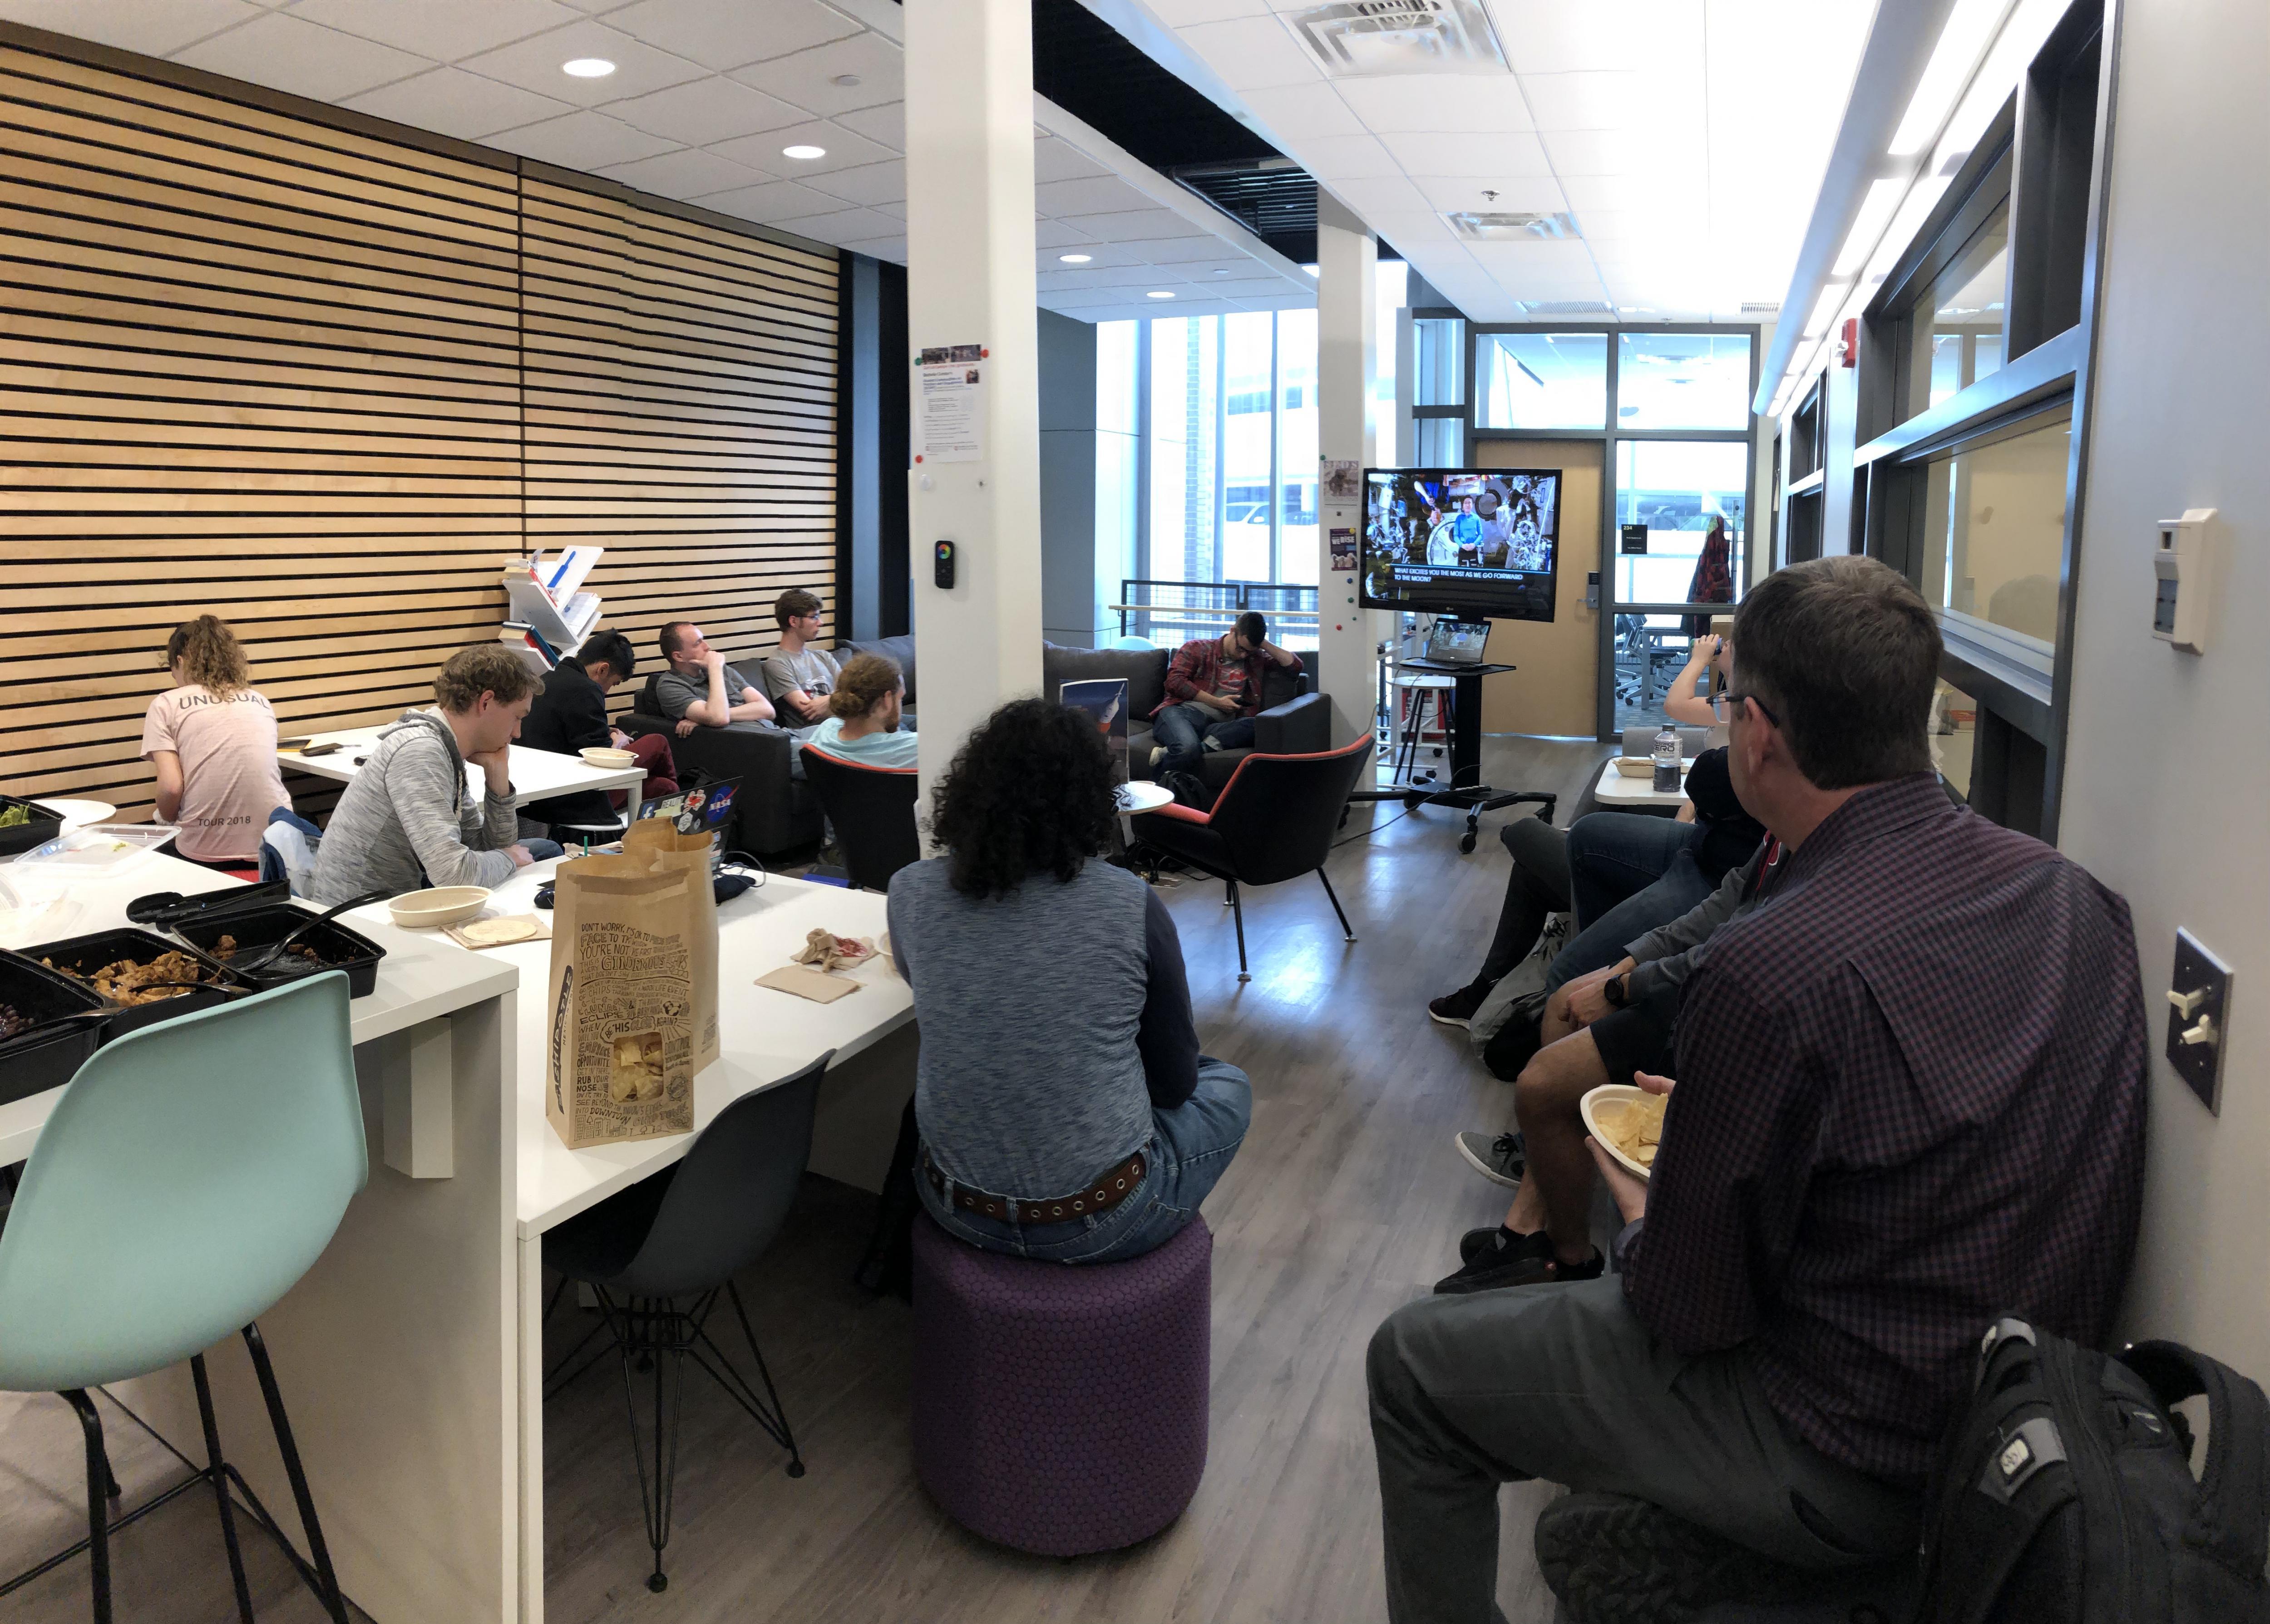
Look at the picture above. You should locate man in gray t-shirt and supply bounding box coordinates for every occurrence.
[762,588,839,726]
[654,622,779,732]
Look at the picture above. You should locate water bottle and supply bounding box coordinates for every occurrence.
[1652,724,1681,793]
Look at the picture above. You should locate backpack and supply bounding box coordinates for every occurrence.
[1467,910,1570,1057]
[1917,1314,2270,1624]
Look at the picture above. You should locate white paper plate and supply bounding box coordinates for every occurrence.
[1580,1084,1664,1181]
[388,886,491,929]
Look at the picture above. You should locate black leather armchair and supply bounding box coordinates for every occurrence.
[620,674,823,856]
[1131,733,1375,982]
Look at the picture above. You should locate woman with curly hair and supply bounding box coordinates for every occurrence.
[887,696,1251,1264]
[140,615,291,870]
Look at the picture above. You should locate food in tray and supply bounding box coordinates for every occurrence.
[44,948,218,1004]
[1600,1093,1668,1168]
[0,1002,26,1038]
[211,932,327,969]
[0,804,28,828]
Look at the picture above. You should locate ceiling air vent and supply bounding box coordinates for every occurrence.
[1519,300,1613,316]
[1740,302,1781,316]
[1446,211,1578,241]
[1285,0,1508,78]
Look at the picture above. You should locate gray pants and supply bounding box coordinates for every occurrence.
[1367,1276,1920,1624]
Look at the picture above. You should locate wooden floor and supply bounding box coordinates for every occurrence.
[0,734,1610,1624]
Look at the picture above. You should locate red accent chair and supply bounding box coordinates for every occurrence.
[1130,734,1374,983]
[799,746,919,892]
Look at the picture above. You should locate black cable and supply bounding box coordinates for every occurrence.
[1331,804,1415,848]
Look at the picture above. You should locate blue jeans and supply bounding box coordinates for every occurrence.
[918,1057,1252,1264]
[1151,701,1254,779]
[1542,815,1714,991]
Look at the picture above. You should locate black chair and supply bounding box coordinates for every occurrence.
[1131,734,1374,982]
[800,744,919,891]
[541,1051,833,1594]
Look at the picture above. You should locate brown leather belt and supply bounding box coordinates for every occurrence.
[923,1148,1149,1225]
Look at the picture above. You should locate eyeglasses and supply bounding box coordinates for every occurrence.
[1711,689,1780,728]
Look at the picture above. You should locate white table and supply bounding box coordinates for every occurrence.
[1115,779,1174,814]
[280,728,647,824]
[1593,756,1692,811]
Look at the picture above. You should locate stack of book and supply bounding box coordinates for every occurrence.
[498,548,603,673]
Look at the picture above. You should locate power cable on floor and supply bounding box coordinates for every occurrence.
[1331,804,1415,848]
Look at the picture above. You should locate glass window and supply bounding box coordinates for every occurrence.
[1276,307,1318,586]
[1918,414,2069,656]
[1616,332,1752,430]
[1095,321,1140,615]
[1612,439,1748,604]
[1414,317,1465,407]
[1476,331,1606,429]
[1909,200,2008,416]
[1932,679,1977,800]
[1414,416,1464,465]
[1222,313,1274,581]
[1148,316,1219,581]
[1096,320,1138,436]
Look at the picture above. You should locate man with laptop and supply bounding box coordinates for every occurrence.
[1147,610,1303,781]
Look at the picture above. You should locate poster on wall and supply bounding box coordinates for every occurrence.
[1619,522,1649,555]
[915,344,984,463]
[1328,525,1357,571]
[1320,458,1362,505]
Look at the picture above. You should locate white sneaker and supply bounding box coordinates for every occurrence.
[1149,744,1168,769]
[1201,734,1224,752]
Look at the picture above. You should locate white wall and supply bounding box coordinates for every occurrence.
[2058,0,2270,1373]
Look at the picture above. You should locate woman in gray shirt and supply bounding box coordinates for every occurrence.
[888,698,1251,1264]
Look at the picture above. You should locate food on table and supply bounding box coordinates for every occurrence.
[211,932,326,968]
[609,1031,666,1102]
[44,948,217,1005]
[0,1002,26,1038]
[1601,1093,1668,1169]
[0,804,27,827]
[458,916,539,945]
[791,928,875,973]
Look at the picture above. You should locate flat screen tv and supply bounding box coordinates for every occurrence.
[1360,468,1560,623]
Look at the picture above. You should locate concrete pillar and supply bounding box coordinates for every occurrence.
[1315,195,1379,745]
[903,0,1044,807]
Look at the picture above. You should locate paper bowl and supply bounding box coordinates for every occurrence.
[580,747,637,769]
[1580,1084,1662,1181]
[1613,756,1658,778]
[387,886,491,930]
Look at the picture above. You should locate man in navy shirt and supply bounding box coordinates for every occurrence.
[1367,557,2147,1621]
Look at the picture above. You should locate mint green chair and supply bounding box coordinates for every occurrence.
[0,973,366,1624]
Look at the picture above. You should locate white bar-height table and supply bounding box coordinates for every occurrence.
[280,728,647,824]
[1592,756,1692,811]
[0,848,525,1624]
[341,861,916,1621]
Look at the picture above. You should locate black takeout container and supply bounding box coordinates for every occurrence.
[169,903,388,998]
[0,950,108,1107]
[0,793,64,859]
[26,928,249,1039]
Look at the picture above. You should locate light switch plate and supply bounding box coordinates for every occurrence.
[2168,929,2232,1113]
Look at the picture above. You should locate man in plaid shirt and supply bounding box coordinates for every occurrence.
[1367,558,2147,1621]
[1147,610,1303,779]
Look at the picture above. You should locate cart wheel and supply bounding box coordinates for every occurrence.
[1459,831,1476,854]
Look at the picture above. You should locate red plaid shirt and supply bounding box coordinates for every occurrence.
[1155,637,1268,720]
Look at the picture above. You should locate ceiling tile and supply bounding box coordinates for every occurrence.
[768,206,897,246]
[1516,70,1649,132]
[1407,173,1566,212]
[596,146,774,199]
[1141,0,1271,22]
[1174,17,1317,90]
[1539,128,1660,177]
[1041,287,1151,310]
[1487,0,1700,74]
[283,0,583,63]
[343,64,575,138]
[841,235,906,263]
[1032,138,1111,184]
[870,201,903,221]
[1033,218,1098,249]
[726,34,903,114]
[1209,277,1302,298]
[602,0,861,72]
[833,100,904,151]
[805,159,905,207]
[485,109,678,169]
[1377,130,1551,179]
[1319,174,1426,216]
[1235,81,1363,139]
[0,0,264,56]
[1041,264,1179,290]
[454,20,703,106]
[708,118,892,177]
[1328,73,1532,135]
[687,177,845,218]
[1036,175,1155,219]
[1139,234,1252,264]
[607,75,807,145]
[169,12,431,100]
[1280,133,1401,177]
[1035,242,1146,271]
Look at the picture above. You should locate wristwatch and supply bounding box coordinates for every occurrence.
[1603,973,1630,1009]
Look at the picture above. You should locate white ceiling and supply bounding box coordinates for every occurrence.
[0,0,1319,323]
[1131,0,1877,325]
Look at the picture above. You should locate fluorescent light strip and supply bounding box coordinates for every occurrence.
[1860,175,1953,287]
[1933,0,2071,169]
[1802,282,1849,338]
[1831,178,1910,277]
[1889,0,2018,156]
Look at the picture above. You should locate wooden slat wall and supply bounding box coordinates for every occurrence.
[0,46,839,824]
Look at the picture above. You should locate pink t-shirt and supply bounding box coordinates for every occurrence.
[139,684,290,861]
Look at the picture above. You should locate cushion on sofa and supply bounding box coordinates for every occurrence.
[840,635,918,707]
[1041,640,1169,718]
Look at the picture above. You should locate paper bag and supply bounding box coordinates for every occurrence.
[544,851,705,1150]
[621,819,720,1073]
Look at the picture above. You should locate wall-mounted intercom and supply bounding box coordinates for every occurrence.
[2151,508,2216,653]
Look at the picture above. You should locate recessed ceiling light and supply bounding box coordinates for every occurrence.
[1058,253,1093,264]
[1212,268,1230,276]
[782,144,827,161]
[832,73,862,88]
[1147,290,1175,300]
[562,58,615,78]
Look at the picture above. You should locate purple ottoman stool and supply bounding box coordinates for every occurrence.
[911,1213,1212,1555]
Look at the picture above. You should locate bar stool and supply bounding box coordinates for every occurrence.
[0,975,366,1624]
[1389,670,1455,787]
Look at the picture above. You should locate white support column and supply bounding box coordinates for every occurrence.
[1315,196,1379,745]
[904,0,1044,809]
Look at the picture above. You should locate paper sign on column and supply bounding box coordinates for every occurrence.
[916,344,985,463]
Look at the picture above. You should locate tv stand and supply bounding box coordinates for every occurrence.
[1352,657,1558,851]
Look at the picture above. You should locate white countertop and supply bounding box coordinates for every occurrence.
[339,861,912,1237]
[0,851,518,1165]
[279,727,643,811]
[1593,756,1692,810]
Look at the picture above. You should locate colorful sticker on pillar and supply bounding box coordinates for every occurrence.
[1329,525,1357,572]
[916,344,984,463]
